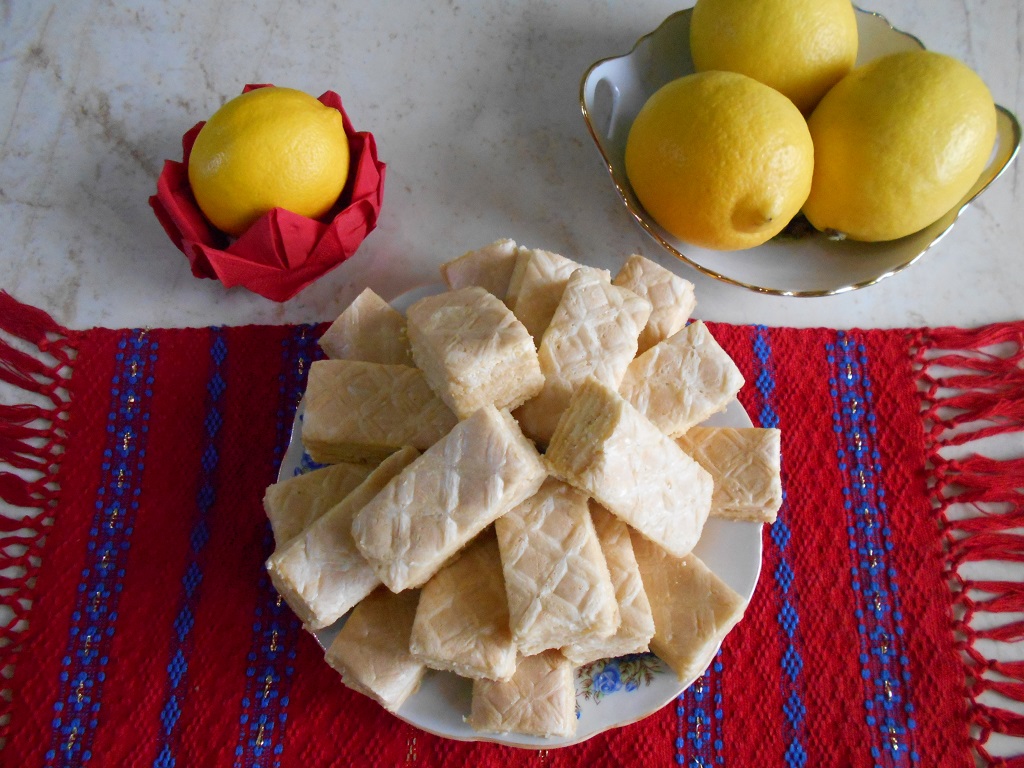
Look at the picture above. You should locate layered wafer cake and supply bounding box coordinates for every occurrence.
[318,287,414,365]
[495,478,619,656]
[406,286,543,419]
[611,253,696,354]
[352,405,547,592]
[546,376,713,558]
[619,320,744,438]
[677,426,783,523]
[325,587,425,713]
[514,269,651,445]
[300,359,457,464]
[266,447,419,630]
[467,651,577,738]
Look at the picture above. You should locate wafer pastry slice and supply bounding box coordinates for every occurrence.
[467,651,577,738]
[514,269,651,445]
[677,426,782,523]
[612,253,696,354]
[496,478,619,656]
[409,530,517,681]
[440,238,519,298]
[266,447,419,630]
[352,406,548,592]
[562,504,655,666]
[263,461,374,547]
[301,359,457,464]
[619,320,745,438]
[546,377,713,558]
[407,287,544,419]
[630,534,747,683]
[318,287,414,365]
[504,247,611,343]
[325,587,425,713]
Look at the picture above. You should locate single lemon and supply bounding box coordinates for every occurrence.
[625,71,814,251]
[188,87,350,236]
[689,0,858,114]
[803,50,997,242]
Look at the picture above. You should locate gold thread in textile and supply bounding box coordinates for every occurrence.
[405,735,417,763]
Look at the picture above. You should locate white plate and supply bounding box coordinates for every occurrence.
[277,285,763,748]
[579,7,1021,297]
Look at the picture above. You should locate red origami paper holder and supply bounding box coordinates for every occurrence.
[149,84,386,302]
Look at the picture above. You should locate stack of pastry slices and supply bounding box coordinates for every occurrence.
[262,240,782,739]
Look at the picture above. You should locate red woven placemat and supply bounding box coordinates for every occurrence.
[2,292,1022,767]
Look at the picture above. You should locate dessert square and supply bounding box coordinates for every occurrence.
[618,320,745,438]
[406,286,543,419]
[301,359,457,464]
[546,376,713,558]
[318,287,414,365]
[495,478,619,656]
[677,426,783,523]
[352,406,547,592]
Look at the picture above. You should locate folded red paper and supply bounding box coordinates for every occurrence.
[149,84,386,302]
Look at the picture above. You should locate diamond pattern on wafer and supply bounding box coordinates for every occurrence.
[612,253,696,354]
[440,238,519,298]
[352,406,548,592]
[318,287,414,365]
[630,534,747,683]
[467,651,577,738]
[546,376,712,558]
[409,530,517,681]
[325,587,425,713]
[514,269,651,445]
[407,287,543,419]
[504,247,611,343]
[263,461,374,547]
[495,478,619,656]
[562,504,655,665]
[677,426,782,523]
[301,359,457,464]
[619,320,744,438]
[266,447,419,630]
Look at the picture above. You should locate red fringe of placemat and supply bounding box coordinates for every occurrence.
[0,292,78,746]
[913,321,1024,768]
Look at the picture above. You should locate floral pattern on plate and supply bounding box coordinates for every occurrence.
[576,653,663,706]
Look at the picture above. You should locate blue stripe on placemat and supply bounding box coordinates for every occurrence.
[45,330,158,767]
[827,331,919,767]
[753,325,807,768]
[676,651,724,767]
[152,328,227,768]
[232,325,320,767]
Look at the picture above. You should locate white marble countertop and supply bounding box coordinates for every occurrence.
[1,0,1020,331]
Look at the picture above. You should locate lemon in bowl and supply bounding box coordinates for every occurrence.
[803,50,998,242]
[690,0,858,115]
[579,8,1020,296]
[188,86,351,237]
[625,71,814,251]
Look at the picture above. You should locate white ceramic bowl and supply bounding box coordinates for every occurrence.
[580,8,1021,297]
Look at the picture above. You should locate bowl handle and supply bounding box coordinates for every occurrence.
[582,67,622,143]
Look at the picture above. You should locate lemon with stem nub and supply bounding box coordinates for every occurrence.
[625,71,814,251]
[188,87,350,237]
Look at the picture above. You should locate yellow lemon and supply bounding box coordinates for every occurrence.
[188,87,350,236]
[803,50,997,242]
[689,0,858,114]
[625,71,814,251]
